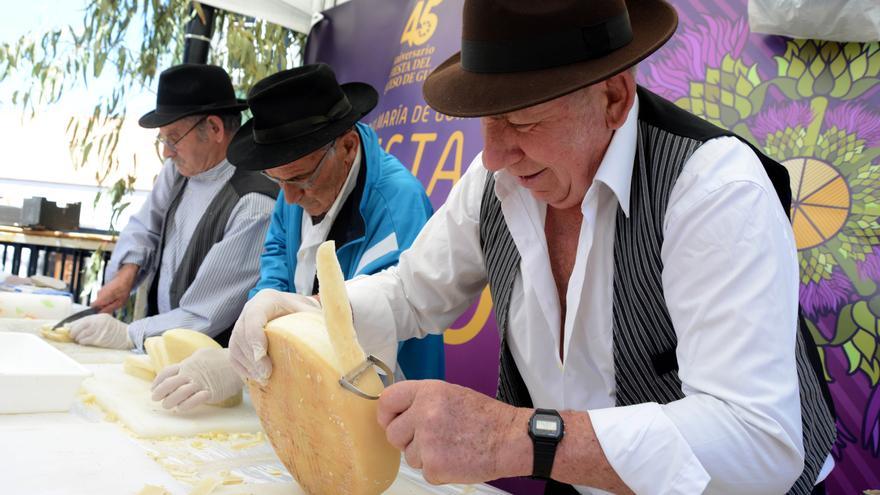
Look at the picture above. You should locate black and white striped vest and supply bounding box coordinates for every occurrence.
[479,87,835,494]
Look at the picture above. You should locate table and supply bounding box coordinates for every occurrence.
[0,225,116,303]
[0,318,510,495]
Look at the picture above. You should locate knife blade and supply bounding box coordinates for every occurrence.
[51,307,99,330]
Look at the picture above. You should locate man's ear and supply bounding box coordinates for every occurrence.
[207,115,225,142]
[604,71,636,130]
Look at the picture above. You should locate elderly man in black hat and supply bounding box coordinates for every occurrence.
[69,64,277,362]
[230,2,835,494]
[150,64,444,412]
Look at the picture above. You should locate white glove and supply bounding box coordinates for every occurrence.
[69,313,133,350]
[229,289,321,383]
[151,348,243,411]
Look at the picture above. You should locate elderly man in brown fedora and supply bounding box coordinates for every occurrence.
[230,1,835,494]
[69,64,277,356]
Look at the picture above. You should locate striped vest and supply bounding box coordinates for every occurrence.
[479,87,835,494]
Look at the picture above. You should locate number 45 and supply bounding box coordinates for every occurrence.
[401,0,443,47]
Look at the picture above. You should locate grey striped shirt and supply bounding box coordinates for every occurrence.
[107,159,274,349]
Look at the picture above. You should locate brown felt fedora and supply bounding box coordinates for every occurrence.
[423,0,678,117]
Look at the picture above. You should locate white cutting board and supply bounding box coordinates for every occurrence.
[0,318,131,364]
[82,364,263,438]
[0,412,187,495]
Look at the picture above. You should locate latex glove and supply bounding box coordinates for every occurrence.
[69,313,133,350]
[229,289,321,383]
[151,348,243,411]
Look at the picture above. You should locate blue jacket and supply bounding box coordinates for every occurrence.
[251,123,443,380]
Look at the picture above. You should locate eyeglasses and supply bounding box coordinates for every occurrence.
[261,139,337,190]
[156,116,207,153]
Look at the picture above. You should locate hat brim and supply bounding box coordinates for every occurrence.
[138,99,248,128]
[227,82,378,171]
[422,0,677,117]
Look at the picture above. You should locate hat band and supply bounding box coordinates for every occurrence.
[460,12,633,74]
[252,97,352,145]
[155,101,239,114]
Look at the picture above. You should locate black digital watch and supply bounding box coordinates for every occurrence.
[528,408,565,478]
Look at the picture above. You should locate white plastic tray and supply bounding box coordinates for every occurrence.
[0,332,92,413]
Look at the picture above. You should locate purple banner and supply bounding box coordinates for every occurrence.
[306,0,880,492]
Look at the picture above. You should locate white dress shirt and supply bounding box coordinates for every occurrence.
[347,97,827,493]
[294,144,362,294]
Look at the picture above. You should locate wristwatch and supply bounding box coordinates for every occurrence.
[528,408,565,478]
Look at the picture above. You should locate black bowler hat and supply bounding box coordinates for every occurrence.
[138,64,248,128]
[227,63,378,171]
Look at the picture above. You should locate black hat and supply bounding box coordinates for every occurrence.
[227,63,378,171]
[138,64,247,128]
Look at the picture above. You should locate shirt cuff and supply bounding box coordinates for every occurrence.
[127,320,148,352]
[588,403,710,494]
[346,276,399,372]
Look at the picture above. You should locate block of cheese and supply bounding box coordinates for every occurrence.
[123,354,156,381]
[163,329,223,364]
[40,324,74,343]
[249,241,399,495]
[144,329,241,407]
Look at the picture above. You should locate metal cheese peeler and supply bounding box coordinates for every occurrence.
[338,355,395,400]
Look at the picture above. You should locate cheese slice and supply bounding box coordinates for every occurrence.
[124,354,157,381]
[249,241,399,495]
[40,323,74,343]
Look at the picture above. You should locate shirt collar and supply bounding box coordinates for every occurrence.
[592,94,638,218]
[491,95,639,218]
[189,158,233,182]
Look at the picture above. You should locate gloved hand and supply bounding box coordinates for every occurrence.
[151,348,243,411]
[69,313,133,350]
[229,289,321,384]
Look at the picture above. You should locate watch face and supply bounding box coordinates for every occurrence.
[531,413,562,439]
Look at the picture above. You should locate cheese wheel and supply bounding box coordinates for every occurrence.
[249,241,399,495]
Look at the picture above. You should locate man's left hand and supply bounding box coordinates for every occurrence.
[69,313,133,350]
[377,380,530,485]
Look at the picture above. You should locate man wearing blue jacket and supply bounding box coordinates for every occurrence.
[150,64,443,411]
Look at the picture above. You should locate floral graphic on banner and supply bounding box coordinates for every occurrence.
[641,3,880,492]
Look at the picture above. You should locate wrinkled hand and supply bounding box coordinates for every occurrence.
[92,264,138,313]
[229,289,321,383]
[69,313,133,350]
[151,348,243,411]
[377,380,528,485]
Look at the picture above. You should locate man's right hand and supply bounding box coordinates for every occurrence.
[92,264,139,313]
[228,289,322,384]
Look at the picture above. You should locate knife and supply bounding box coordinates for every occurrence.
[51,307,99,330]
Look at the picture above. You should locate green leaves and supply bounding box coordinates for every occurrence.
[1,0,303,243]
[832,298,880,386]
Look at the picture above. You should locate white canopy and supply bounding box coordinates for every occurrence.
[197,0,350,34]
